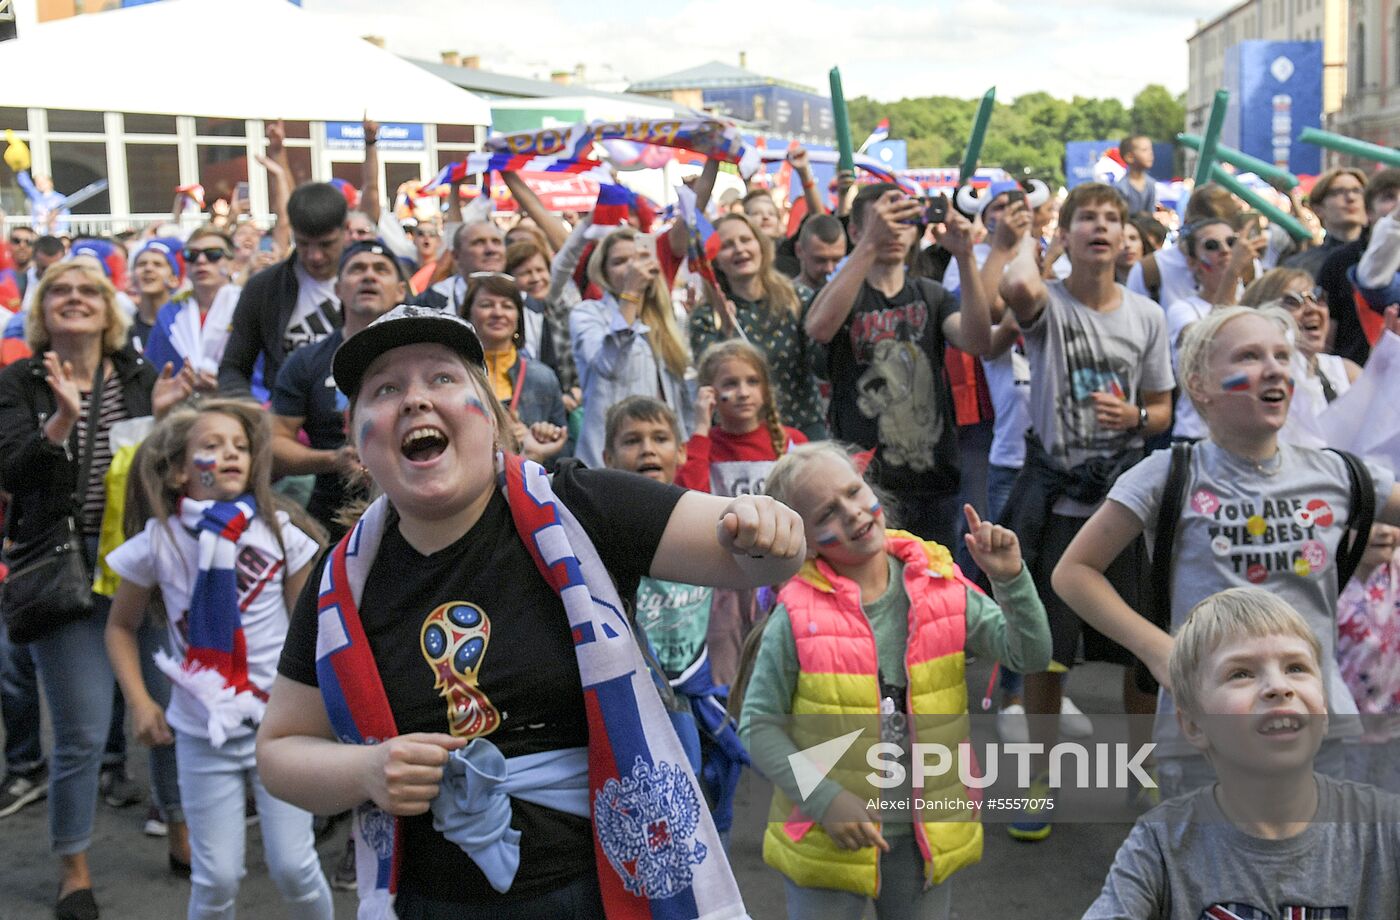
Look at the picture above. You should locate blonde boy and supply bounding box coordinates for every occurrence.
[1084,588,1400,919]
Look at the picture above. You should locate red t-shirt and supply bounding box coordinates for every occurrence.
[676,424,808,496]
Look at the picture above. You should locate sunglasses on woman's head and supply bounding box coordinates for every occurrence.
[1198,237,1237,254]
[184,247,229,264]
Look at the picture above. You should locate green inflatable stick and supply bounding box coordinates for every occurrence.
[1177,134,1298,189]
[829,67,855,174]
[1193,90,1230,188]
[960,87,995,184]
[1210,166,1312,243]
[1299,127,1400,169]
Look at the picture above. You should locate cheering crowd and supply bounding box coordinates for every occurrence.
[1,114,1399,920]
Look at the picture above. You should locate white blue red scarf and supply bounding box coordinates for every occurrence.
[153,495,267,748]
[314,454,749,920]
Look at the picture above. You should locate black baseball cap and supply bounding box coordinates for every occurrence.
[338,239,408,281]
[333,304,486,400]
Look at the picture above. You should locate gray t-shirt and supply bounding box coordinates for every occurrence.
[1022,280,1174,514]
[1109,441,1395,755]
[1084,773,1400,920]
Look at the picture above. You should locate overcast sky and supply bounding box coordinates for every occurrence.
[303,0,1227,103]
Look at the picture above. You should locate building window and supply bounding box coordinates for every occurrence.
[47,109,105,133]
[123,113,176,135]
[0,107,28,131]
[194,117,246,139]
[49,141,111,214]
[197,144,249,208]
[125,143,179,214]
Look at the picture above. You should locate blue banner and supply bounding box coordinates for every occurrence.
[325,121,424,151]
[1224,40,1322,175]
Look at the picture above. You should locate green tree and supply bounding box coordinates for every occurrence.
[1130,84,1186,142]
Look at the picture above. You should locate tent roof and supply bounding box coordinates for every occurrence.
[627,60,816,95]
[1,0,490,126]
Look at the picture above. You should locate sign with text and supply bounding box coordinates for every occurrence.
[325,122,424,151]
[1223,40,1322,175]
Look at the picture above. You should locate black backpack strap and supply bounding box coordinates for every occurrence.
[1133,441,1193,695]
[1148,441,1193,630]
[1328,448,1375,590]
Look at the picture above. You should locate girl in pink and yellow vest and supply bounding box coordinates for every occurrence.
[740,442,1051,920]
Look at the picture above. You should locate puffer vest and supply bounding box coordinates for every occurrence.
[763,531,983,896]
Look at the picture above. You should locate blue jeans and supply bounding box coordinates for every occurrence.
[0,617,44,775]
[139,620,182,825]
[176,730,331,920]
[782,834,952,920]
[30,595,115,855]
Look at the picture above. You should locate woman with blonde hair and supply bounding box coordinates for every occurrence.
[570,226,694,468]
[689,213,826,440]
[0,260,193,919]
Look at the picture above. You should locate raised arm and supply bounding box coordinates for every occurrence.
[360,116,381,224]
[787,144,826,217]
[999,233,1050,326]
[669,158,720,261]
[500,171,569,254]
[935,208,994,356]
[806,191,921,343]
[259,120,292,255]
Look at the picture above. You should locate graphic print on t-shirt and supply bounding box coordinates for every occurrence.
[852,311,941,471]
[1059,315,1132,457]
[419,601,500,739]
[282,299,338,354]
[1200,903,1347,918]
[1192,488,1336,583]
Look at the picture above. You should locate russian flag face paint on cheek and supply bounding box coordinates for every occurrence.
[816,529,841,547]
[464,394,490,421]
[869,501,882,518]
[358,419,373,446]
[192,453,217,487]
[1221,372,1251,393]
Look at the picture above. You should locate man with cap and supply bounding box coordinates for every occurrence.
[218,182,348,397]
[143,229,241,391]
[129,237,185,354]
[270,240,406,536]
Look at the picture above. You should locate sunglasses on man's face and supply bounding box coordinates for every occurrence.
[9,236,34,246]
[184,247,229,264]
[1199,237,1237,254]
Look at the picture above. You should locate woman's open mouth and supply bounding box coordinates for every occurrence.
[401,426,449,462]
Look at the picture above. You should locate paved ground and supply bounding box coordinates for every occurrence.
[0,661,1136,919]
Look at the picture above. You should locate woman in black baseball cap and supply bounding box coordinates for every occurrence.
[257,304,806,918]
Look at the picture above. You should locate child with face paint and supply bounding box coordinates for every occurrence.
[675,341,809,687]
[1054,306,1400,799]
[742,442,1051,919]
[103,400,332,918]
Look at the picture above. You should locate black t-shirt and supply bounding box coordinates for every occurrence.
[1317,234,1374,366]
[278,463,683,904]
[129,316,154,356]
[818,276,961,496]
[269,329,364,529]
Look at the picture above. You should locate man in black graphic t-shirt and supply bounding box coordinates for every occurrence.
[804,183,998,546]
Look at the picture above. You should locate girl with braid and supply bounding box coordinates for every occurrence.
[677,341,807,685]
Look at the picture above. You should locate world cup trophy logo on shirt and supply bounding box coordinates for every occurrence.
[419,602,500,739]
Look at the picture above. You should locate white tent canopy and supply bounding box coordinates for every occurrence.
[0,0,491,126]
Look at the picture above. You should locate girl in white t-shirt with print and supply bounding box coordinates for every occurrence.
[104,400,332,920]
[1053,307,1400,799]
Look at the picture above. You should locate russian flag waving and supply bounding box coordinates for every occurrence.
[858,118,890,154]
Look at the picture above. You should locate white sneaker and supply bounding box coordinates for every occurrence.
[1059,696,1093,738]
[997,703,1030,744]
